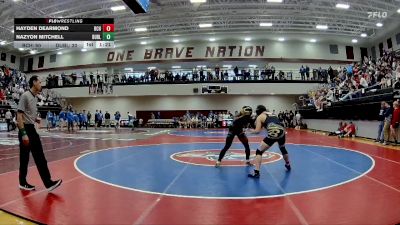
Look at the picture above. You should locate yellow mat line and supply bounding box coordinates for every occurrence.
[0,210,38,225]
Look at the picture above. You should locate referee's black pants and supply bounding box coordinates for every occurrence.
[18,124,52,187]
[6,119,11,132]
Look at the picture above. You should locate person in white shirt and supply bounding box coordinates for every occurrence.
[326,88,335,102]
[360,76,369,88]
[206,117,213,128]
[295,111,302,129]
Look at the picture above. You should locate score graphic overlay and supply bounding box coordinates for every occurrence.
[14,18,115,49]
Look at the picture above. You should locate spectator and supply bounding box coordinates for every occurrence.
[5,109,13,132]
[339,122,356,138]
[329,121,346,136]
[59,110,66,131]
[128,112,133,129]
[46,111,53,131]
[94,110,99,128]
[82,110,88,130]
[300,65,305,80]
[234,66,239,77]
[383,102,393,145]
[87,111,91,125]
[67,110,74,132]
[376,101,387,143]
[97,110,103,129]
[105,111,111,128]
[389,101,400,145]
[359,75,369,89]
[114,111,121,130]
[73,111,79,130]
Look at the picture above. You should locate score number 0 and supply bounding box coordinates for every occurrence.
[102,24,114,32]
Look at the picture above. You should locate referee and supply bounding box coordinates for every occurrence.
[17,76,62,192]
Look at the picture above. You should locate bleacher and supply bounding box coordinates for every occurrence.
[146,119,175,128]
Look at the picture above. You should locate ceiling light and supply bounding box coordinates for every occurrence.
[172,66,181,69]
[270,93,275,95]
[11,30,14,33]
[361,33,367,37]
[267,0,283,2]
[81,49,87,52]
[249,65,258,68]
[190,0,206,2]
[0,41,6,45]
[148,67,156,70]
[29,50,36,54]
[197,65,207,68]
[209,38,216,42]
[397,8,400,13]
[57,51,63,55]
[278,37,285,41]
[199,23,213,28]
[352,39,358,43]
[376,23,383,27]
[18,48,24,51]
[140,41,147,45]
[173,39,180,43]
[223,65,232,68]
[111,6,126,11]
[316,25,328,29]
[244,37,252,41]
[336,3,350,9]
[310,39,317,43]
[135,27,147,32]
[124,68,133,71]
[260,23,273,27]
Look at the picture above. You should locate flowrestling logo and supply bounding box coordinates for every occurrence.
[367,11,387,19]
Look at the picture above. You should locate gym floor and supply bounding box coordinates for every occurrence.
[0,128,399,225]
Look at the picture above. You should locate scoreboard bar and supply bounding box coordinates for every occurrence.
[14,25,106,32]
[14,32,113,41]
[14,18,115,49]
[14,18,114,24]
[14,41,115,49]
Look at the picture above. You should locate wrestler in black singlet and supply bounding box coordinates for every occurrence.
[262,114,286,146]
[216,106,253,166]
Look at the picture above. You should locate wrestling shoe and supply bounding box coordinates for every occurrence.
[19,183,35,191]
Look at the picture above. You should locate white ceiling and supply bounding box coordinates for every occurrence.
[0,0,399,55]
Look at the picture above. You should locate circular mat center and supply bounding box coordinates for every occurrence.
[75,143,374,199]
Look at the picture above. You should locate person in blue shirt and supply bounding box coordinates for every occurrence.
[82,110,88,130]
[46,111,53,131]
[73,112,79,130]
[128,112,133,130]
[96,110,103,129]
[52,113,58,128]
[59,110,66,131]
[94,110,99,129]
[347,64,353,77]
[114,111,121,130]
[67,110,74,132]
[78,112,84,130]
